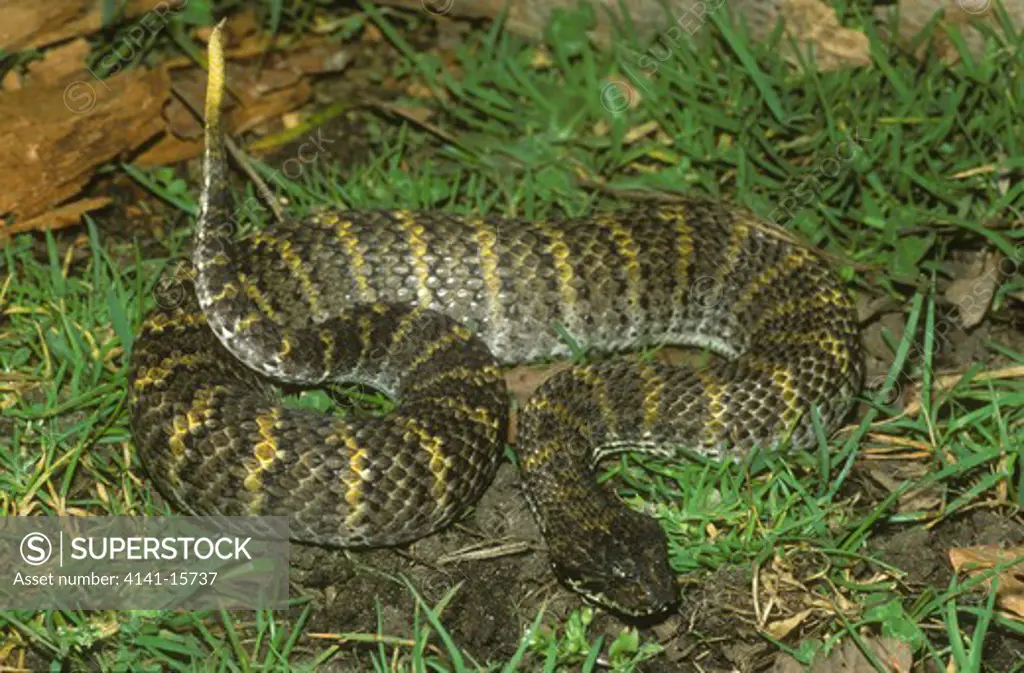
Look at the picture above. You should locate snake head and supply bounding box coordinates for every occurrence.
[550,509,677,619]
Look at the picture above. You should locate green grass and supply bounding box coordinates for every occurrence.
[2,0,1023,670]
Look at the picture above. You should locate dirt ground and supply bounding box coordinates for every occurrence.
[277,464,1024,671]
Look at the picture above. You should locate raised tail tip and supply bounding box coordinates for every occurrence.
[204,19,228,130]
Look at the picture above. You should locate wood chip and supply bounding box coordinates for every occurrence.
[0,0,186,52]
[24,38,92,88]
[0,66,169,226]
[1,197,113,241]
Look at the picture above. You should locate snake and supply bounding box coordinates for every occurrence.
[128,23,863,618]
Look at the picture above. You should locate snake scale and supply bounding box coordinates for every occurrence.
[129,24,863,617]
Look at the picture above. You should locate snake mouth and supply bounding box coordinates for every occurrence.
[556,549,680,621]
[565,577,679,622]
[615,601,680,625]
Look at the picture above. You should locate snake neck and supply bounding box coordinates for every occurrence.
[188,22,310,385]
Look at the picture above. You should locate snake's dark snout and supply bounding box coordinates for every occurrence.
[550,508,679,618]
[624,521,679,617]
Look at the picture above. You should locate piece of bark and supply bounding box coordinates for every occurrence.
[24,39,93,88]
[1,197,113,241]
[2,19,331,237]
[0,67,169,225]
[0,0,186,52]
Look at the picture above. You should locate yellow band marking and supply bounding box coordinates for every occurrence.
[712,217,751,289]
[469,216,505,331]
[697,369,728,449]
[319,329,335,373]
[638,362,665,430]
[757,328,852,375]
[331,217,371,298]
[387,306,427,355]
[523,397,592,441]
[752,286,849,333]
[733,248,811,316]
[394,210,433,306]
[544,226,578,316]
[242,408,282,511]
[251,234,323,316]
[664,207,694,307]
[141,311,206,334]
[276,336,293,360]
[412,395,502,435]
[237,272,281,324]
[253,410,280,465]
[521,437,561,473]
[404,365,503,395]
[237,311,263,332]
[357,312,375,365]
[400,416,449,504]
[606,214,643,311]
[745,356,805,433]
[406,326,472,376]
[133,352,212,391]
[564,367,617,437]
[166,385,223,464]
[209,281,238,303]
[328,423,371,529]
[768,363,802,430]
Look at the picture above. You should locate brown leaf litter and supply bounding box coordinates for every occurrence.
[0,4,340,242]
[949,544,1024,619]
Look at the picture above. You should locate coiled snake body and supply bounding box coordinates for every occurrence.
[129,25,863,617]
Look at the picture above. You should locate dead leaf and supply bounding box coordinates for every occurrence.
[865,460,944,513]
[161,61,303,137]
[895,364,1024,419]
[136,52,314,167]
[944,250,999,329]
[949,545,1024,618]
[765,608,813,639]
[862,311,908,369]
[0,5,336,238]
[774,637,913,672]
[223,6,261,44]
